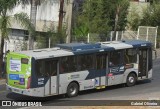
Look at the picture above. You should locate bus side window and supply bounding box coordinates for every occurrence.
[45,61,50,77]
[50,61,57,76]
[60,56,77,74]
[45,60,58,77]
[77,54,94,71]
[124,49,137,64]
[36,60,44,77]
[96,54,106,69]
[109,51,121,67]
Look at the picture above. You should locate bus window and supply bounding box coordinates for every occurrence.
[77,54,94,71]
[109,51,121,66]
[124,49,137,64]
[60,56,76,73]
[96,54,106,69]
[36,60,45,77]
[44,60,57,77]
[50,61,57,76]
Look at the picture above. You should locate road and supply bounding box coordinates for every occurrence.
[0,58,160,108]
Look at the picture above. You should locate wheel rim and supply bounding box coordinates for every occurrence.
[129,76,134,83]
[70,86,76,95]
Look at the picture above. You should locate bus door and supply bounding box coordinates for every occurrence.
[44,60,58,96]
[108,50,125,86]
[95,54,107,88]
[138,48,148,78]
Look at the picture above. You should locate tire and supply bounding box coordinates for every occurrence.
[67,82,79,97]
[126,73,137,87]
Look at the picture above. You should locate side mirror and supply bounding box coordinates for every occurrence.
[152,50,157,60]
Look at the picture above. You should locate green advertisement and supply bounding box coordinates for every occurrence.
[6,52,32,89]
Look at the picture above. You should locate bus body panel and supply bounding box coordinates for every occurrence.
[7,84,45,97]
[59,71,95,94]
[6,52,31,89]
[122,68,138,84]
[44,76,58,96]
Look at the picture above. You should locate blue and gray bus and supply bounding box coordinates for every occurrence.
[6,40,153,97]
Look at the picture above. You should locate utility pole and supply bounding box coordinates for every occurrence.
[66,0,74,43]
[58,0,64,33]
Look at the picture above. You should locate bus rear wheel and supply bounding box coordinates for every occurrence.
[126,73,137,87]
[67,82,79,97]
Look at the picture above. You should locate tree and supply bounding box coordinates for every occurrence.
[21,0,60,49]
[73,0,111,41]
[102,0,129,38]
[20,0,42,50]
[113,0,129,37]
[0,0,34,77]
[73,0,129,41]
[140,1,160,35]
[127,6,141,30]
[140,1,160,46]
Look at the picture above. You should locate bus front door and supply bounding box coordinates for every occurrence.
[107,51,124,86]
[44,60,58,96]
[138,48,148,78]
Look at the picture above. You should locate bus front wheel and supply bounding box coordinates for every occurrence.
[126,73,137,87]
[67,82,79,97]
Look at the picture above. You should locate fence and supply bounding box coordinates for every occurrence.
[2,26,158,52]
[137,26,158,49]
[72,26,158,49]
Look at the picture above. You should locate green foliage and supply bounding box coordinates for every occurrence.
[0,0,19,77]
[127,6,141,30]
[0,16,11,39]
[103,0,129,31]
[77,0,111,34]
[0,0,37,76]
[14,13,35,35]
[140,2,160,35]
[141,3,160,27]
[36,27,66,49]
[139,1,160,45]
[73,0,129,40]
[72,24,88,41]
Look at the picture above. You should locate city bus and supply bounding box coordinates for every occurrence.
[6,40,153,97]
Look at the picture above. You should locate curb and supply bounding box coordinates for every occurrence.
[0,79,6,85]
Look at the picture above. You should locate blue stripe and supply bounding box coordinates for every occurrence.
[124,40,152,48]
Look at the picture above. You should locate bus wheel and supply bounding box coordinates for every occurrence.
[67,82,79,97]
[126,73,137,87]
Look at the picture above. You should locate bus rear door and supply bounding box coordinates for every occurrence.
[38,60,58,96]
[95,54,107,89]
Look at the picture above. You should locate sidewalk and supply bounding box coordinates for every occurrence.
[0,78,6,85]
[155,48,160,58]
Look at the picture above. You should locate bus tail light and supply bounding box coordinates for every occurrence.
[27,77,31,89]
[108,73,113,77]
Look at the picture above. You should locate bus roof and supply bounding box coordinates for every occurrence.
[17,40,152,59]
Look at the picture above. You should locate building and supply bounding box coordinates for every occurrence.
[2,0,80,52]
